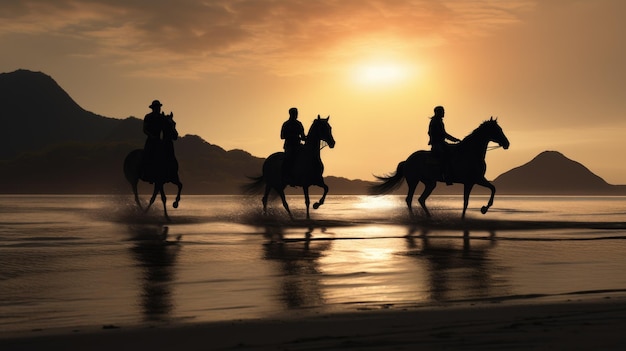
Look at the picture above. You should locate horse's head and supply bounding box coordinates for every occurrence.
[309,115,335,149]
[163,112,178,141]
[481,117,509,149]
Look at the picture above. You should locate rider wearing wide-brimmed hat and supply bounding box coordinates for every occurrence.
[142,100,165,182]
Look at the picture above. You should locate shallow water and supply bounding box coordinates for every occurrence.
[1,194,625,333]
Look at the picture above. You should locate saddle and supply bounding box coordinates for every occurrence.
[426,149,457,185]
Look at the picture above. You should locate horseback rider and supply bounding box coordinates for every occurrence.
[428,105,460,185]
[142,100,166,182]
[280,107,306,184]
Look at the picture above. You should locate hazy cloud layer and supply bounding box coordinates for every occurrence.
[0,0,534,76]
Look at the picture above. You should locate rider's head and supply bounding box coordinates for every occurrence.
[149,100,162,112]
[288,107,298,120]
[434,106,445,118]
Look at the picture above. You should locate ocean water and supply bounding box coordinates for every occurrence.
[1,194,625,333]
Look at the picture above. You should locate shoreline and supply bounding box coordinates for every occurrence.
[3,296,626,350]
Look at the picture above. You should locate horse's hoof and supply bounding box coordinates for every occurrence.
[173,201,179,209]
[313,203,320,209]
[481,206,488,214]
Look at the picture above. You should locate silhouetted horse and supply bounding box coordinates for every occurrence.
[244,116,336,219]
[123,113,183,221]
[370,118,509,219]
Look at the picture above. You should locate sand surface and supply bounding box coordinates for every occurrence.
[3,196,626,349]
[3,297,626,350]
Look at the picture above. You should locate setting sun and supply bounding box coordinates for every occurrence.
[353,60,415,87]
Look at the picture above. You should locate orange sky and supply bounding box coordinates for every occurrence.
[1,0,625,183]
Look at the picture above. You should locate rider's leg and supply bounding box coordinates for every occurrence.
[441,145,453,185]
[282,148,296,186]
[432,144,451,185]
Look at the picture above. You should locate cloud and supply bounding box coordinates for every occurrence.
[0,0,535,77]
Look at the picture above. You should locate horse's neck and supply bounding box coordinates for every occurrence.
[163,125,178,141]
[458,133,489,158]
[303,135,321,158]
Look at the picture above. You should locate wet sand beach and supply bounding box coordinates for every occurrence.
[3,296,626,350]
[1,195,626,349]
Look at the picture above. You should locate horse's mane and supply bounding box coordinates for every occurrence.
[460,119,498,144]
[307,118,323,133]
[307,117,331,138]
[307,119,318,135]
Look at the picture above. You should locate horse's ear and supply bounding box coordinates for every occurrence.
[326,115,330,120]
[317,114,321,120]
[490,116,493,121]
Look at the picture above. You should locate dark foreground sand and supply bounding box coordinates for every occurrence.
[2,297,626,350]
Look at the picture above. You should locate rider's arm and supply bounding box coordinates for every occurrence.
[445,132,460,143]
[299,124,306,141]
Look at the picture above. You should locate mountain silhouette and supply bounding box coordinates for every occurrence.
[0,69,622,195]
[493,151,623,194]
[0,69,131,159]
[0,69,260,193]
[0,69,365,194]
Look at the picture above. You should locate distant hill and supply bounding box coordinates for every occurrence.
[493,151,626,195]
[0,69,368,194]
[0,69,623,195]
[0,69,132,159]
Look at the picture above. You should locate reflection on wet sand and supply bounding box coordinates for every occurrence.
[404,226,511,302]
[262,225,332,309]
[3,195,626,335]
[127,225,181,322]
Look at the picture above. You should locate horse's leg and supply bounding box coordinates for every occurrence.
[405,179,418,216]
[173,179,183,209]
[303,186,311,219]
[418,181,436,218]
[276,186,293,219]
[462,183,474,220]
[131,180,143,210]
[262,184,271,215]
[313,182,328,210]
[476,178,496,215]
[160,185,170,222]
[145,183,159,212]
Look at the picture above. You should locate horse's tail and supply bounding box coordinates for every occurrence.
[123,149,144,209]
[123,149,142,184]
[368,161,406,195]
[241,175,266,195]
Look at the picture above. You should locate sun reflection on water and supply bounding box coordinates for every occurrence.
[353,195,400,210]
[360,247,394,261]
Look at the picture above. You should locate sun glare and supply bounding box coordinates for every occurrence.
[353,61,413,86]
